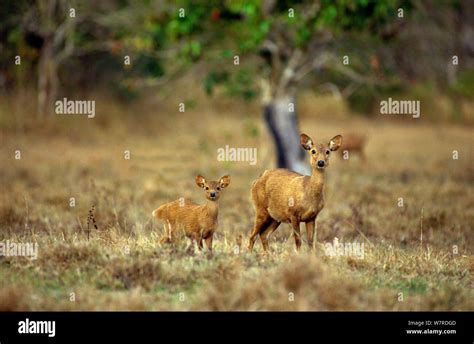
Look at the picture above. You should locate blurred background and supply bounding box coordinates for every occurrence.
[0,1,473,310]
[1,0,473,131]
[1,0,474,173]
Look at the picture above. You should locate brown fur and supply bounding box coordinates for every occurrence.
[152,175,230,251]
[339,133,366,161]
[248,133,342,252]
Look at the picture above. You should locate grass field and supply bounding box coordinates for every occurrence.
[1,93,473,310]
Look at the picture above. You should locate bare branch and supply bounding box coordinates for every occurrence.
[341,83,361,98]
[261,0,276,17]
[328,61,383,85]
[53,15,74,48]
[275,48,302,97]
[318,82,342,98]
[130,61,192,90]
[293,52,332,83]
[258,77,272,104]
[261,39,283,93]
[55,16,78,63]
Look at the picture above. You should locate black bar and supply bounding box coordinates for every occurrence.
[0,312,472,343]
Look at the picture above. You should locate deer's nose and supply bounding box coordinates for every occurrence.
[210,192,216,197]
[317,160,325,168]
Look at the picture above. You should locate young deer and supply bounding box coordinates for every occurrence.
[152,175,230,252]
[248,133,342,252]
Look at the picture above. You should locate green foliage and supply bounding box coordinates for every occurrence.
[224,69,258,100]
[1,0,404,87]
[204,68,257,100]
[166,5,208,39]
[347,82,405,115]
[347,85,378,114]
[1,0,465,112]
[204,71,229,95]
[182,98,197,110]
[135,55,164,78]
[180,40,202,61]
[176,0,407,100]
[449,68,474,98]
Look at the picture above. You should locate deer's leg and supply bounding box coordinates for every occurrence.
[159,222,168,243]
[205,233,213,252]
[197,233,203,251]
[167,220,175,240]
[290,218,302,251]
[188,232,203,251]
[305,220,315,250]
[248,211,272,251]
[259,220,280,252]
[160,220,174,244]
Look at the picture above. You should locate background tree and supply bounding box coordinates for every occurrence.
[124,0,408,174]
[1,0,472,159]
[3,0,148,118]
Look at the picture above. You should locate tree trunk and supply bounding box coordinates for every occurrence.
[37,38,59,119]
[263,95,310,175]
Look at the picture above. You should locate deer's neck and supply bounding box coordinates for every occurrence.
[203,200,219,216]
[308,169,325,194]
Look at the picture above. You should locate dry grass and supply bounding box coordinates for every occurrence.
[0,90,473,310]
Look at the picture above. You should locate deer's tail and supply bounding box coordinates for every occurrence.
[152,205,167,219]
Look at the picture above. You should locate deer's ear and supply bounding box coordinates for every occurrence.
[195,175,206,188]
[329,135,343,151]
[300,133,314,150]
[219,175,231,188]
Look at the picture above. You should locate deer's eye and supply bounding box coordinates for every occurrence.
[217,187,220,191]
[311,149,316,154]
[326,150,330,155]
[205,187,209,190]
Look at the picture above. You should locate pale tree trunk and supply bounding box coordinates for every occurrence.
[37,38,59,118]
[263,95,310,175]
